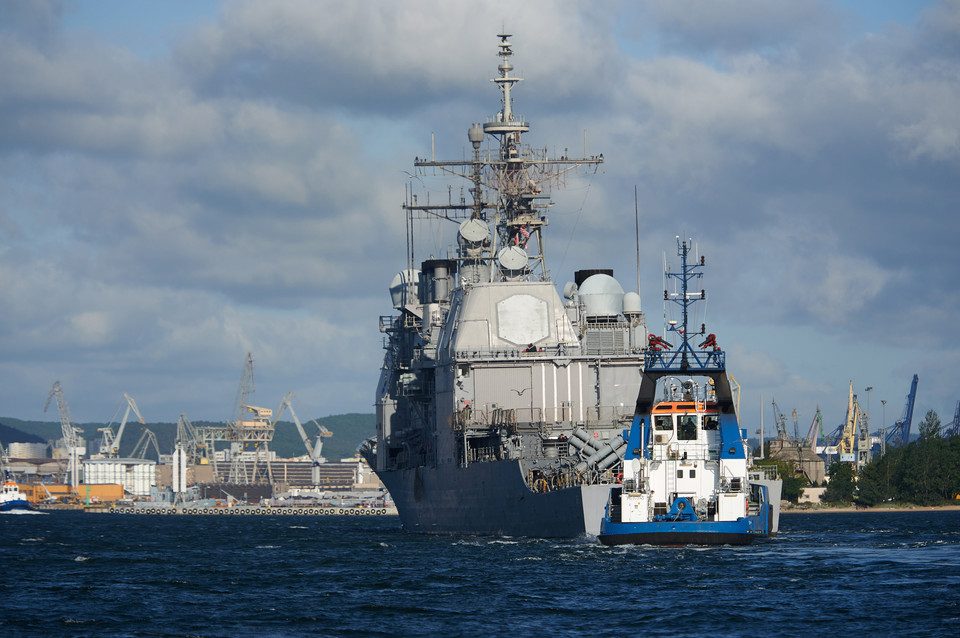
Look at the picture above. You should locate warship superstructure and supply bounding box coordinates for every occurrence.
[363,35,647,537]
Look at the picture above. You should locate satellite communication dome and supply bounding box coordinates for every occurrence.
[578,273,624,318]
[623,292,642,315]
[389,269,420,309]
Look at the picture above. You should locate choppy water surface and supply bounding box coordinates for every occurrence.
[2,509,957,637]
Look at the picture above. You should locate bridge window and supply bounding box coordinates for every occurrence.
[703,415,719,430]
[654,415,673,431]
[678,415,697,440]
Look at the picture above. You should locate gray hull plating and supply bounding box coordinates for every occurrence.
[379,460,610,538]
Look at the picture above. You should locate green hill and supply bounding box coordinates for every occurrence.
[0,414,376,463]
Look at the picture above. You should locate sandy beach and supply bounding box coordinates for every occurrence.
[782,503,960,514]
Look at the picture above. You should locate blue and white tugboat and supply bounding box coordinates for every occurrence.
[598,237,778,546]
[1,481,37,512]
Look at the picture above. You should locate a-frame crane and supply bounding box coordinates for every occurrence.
[273,392,332,486]
[98,393,145,457]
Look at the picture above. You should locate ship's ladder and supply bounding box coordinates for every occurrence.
[666,458,677,505]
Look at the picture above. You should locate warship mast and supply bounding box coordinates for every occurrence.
[404,33,602,285]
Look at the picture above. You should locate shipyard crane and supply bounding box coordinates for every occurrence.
[175,414,206,465]
[885,374,918,447]
[44,381,84,490]
[803,407,824,448]
[98,393,145,457]
[838,381,864,465]
[232,352,255,425]
[771,398,790,442]
[130,428,161,460]
[228,353,275,484]
[945,400,960,438]
[273,392,332,485]
[791,408,800,442]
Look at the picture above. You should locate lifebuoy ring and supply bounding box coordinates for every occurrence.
[616,473,623,484]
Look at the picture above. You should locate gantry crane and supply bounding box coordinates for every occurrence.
[198,353,275,484]
[98,393,145,457]
[44,381,84,491]
[885,374,918,447]
[273,392,332,486]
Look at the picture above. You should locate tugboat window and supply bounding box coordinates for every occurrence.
[703,415,719,430]
[678,415,697,440]
[655,415,672,431]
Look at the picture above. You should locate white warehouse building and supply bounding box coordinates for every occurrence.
[83,458,156,497]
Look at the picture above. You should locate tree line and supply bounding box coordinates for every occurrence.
[823,410,960,506]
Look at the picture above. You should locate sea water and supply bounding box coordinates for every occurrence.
[1,509,957,637]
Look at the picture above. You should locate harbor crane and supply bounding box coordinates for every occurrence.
[771,398,790,442]
[273,392,333,486]
[838,381,865,467]
[175,414,206,465]
[130,428,161,461]
[98,393,145,457]
[44,381,84,491]
[946,400,960,438]
[197,353,275,484]
[803,407,824,448]
[884,374,918,447]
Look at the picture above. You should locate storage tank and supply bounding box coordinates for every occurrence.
[7,442,48,458]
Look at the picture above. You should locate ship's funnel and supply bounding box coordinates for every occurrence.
[421,259,456,304]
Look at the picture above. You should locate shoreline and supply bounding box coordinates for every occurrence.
[782,504,960,514]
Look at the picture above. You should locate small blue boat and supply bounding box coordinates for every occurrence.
[1,481,37,512]
[598,237,779,546]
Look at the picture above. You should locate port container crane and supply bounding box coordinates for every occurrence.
[98,393,145,457]
[885,374,918,447]
[43,381,84,490]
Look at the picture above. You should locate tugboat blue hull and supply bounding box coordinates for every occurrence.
[598,515,767,546]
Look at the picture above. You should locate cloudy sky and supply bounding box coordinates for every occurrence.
[2,0,958,440]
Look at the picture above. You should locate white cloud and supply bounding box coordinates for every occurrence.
[0,0,958,428]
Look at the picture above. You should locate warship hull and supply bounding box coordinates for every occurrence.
[378,460,611,537]
[371,35,645,539]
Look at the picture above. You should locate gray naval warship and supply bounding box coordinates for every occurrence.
[361,33,648,538]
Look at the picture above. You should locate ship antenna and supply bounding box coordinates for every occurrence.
[634,185,641,304]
